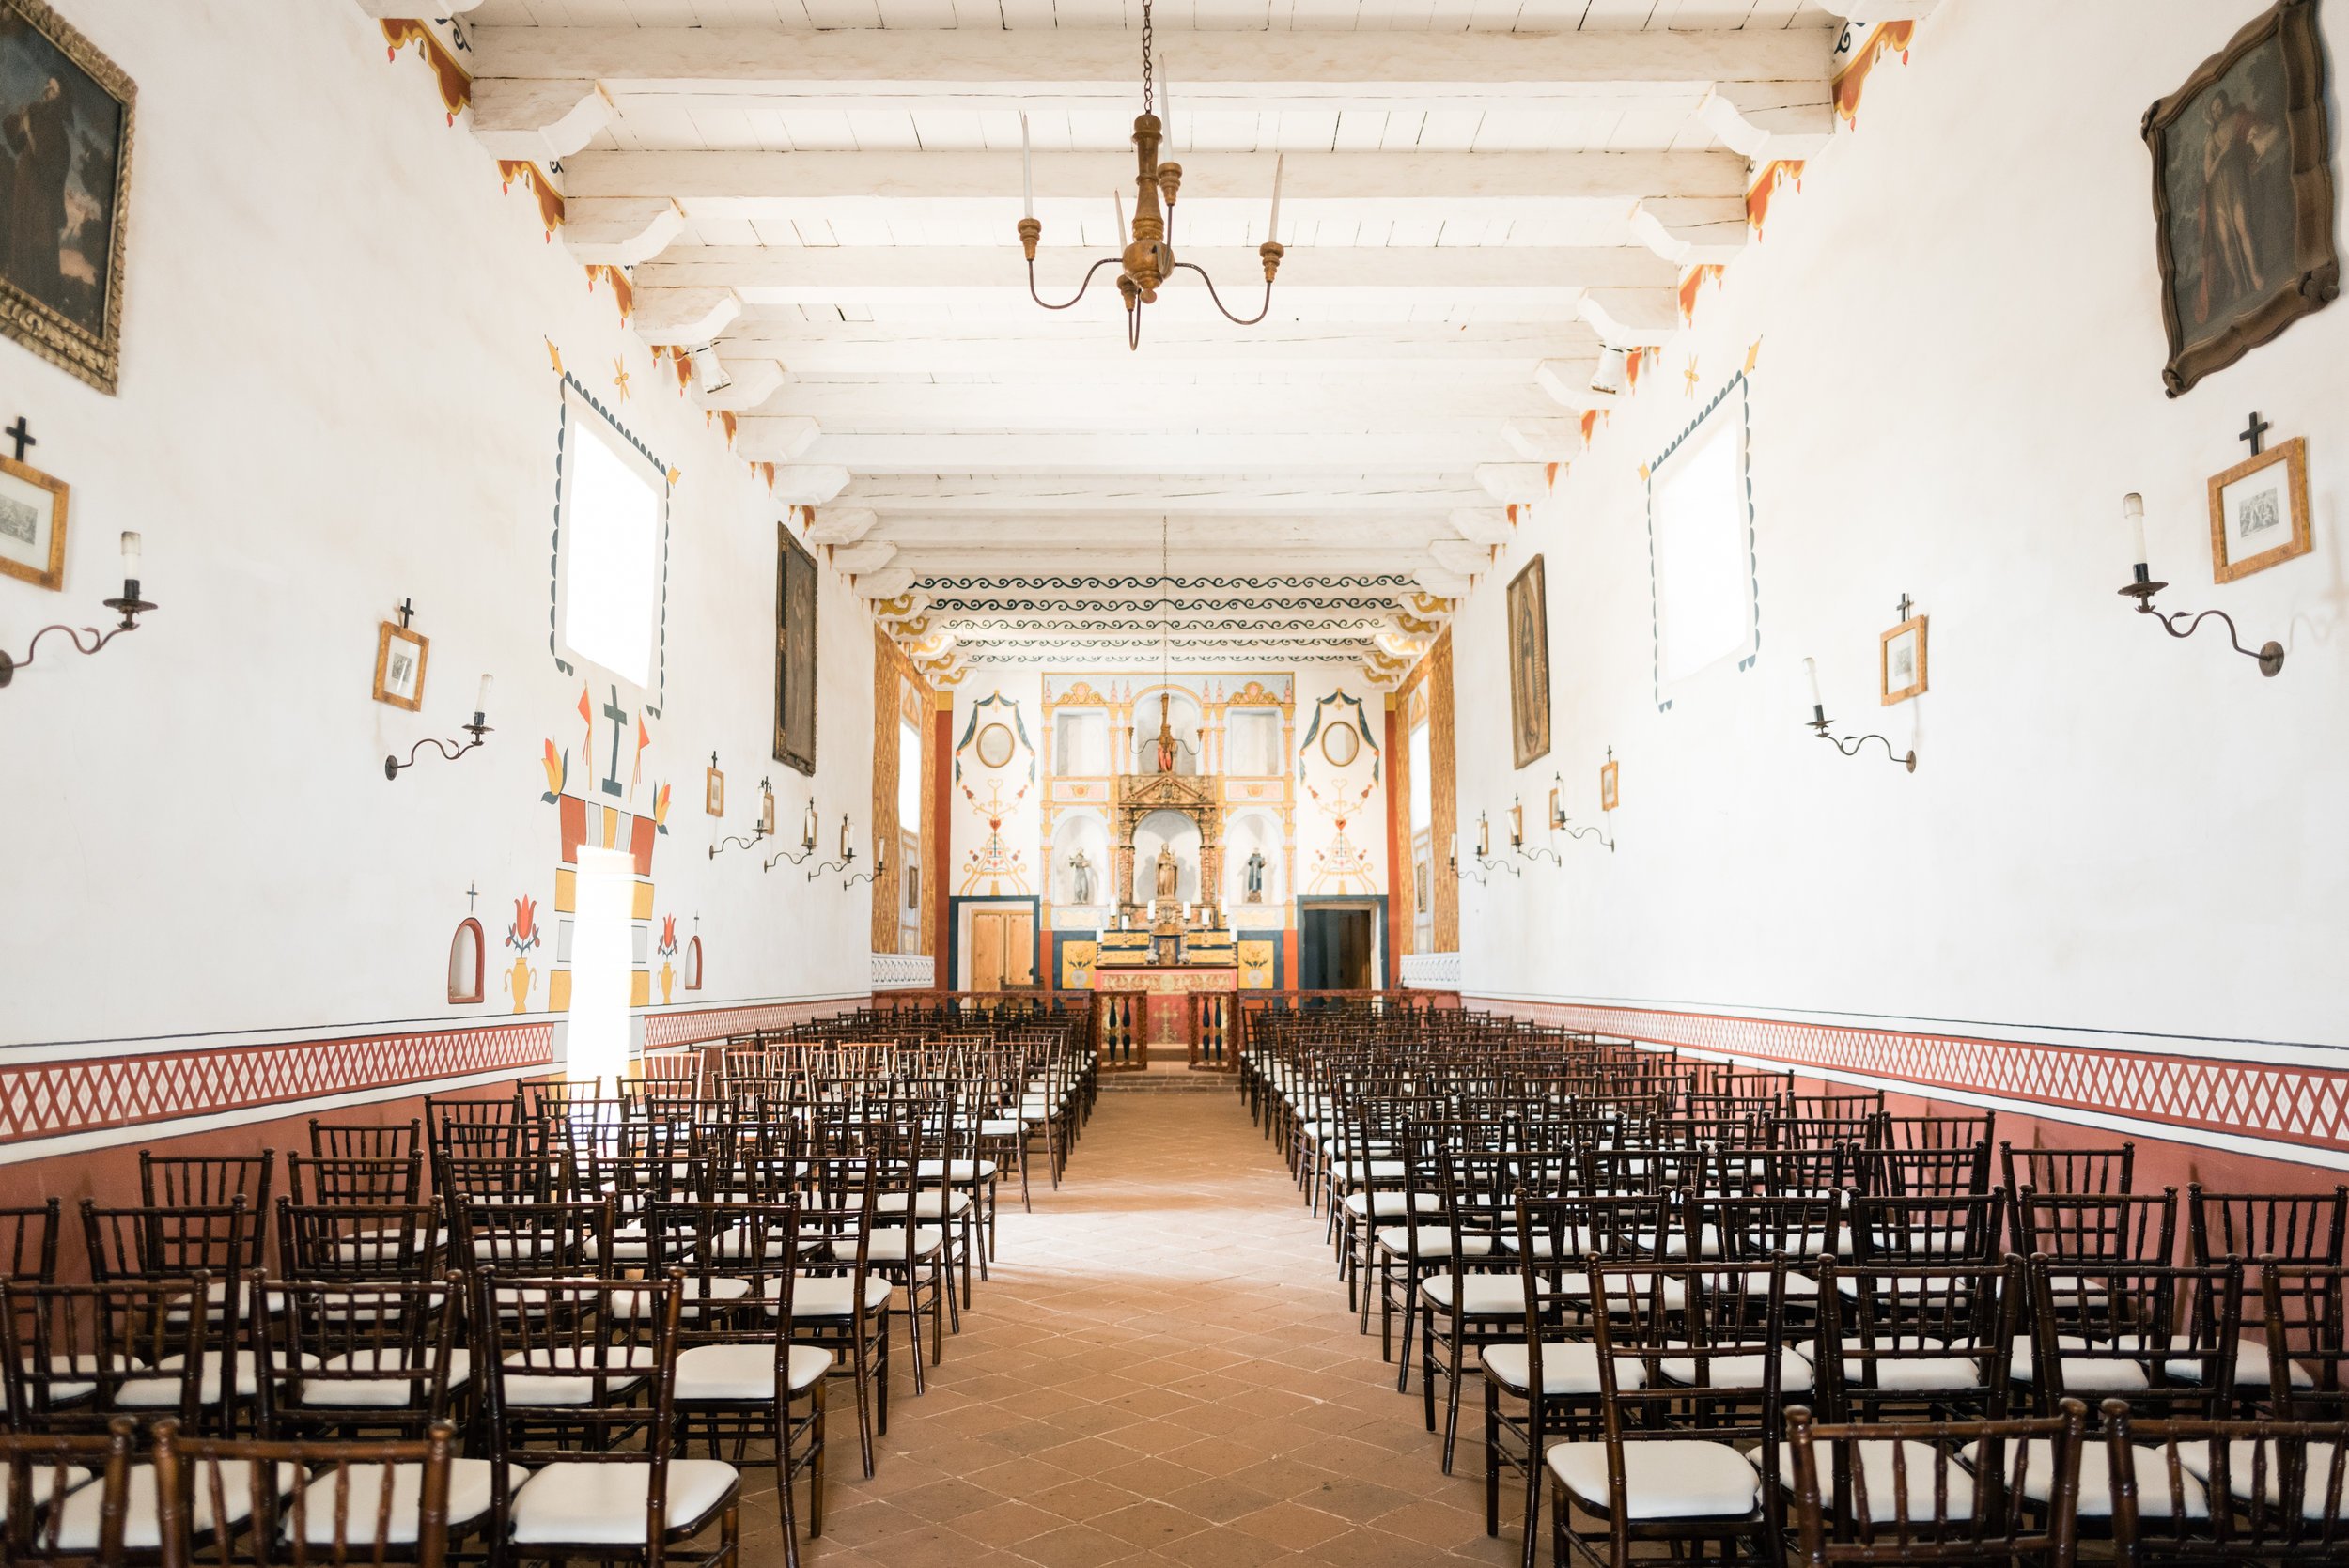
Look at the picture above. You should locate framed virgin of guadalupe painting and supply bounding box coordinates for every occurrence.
[0,1,133,395]
[2143,0,2337,396]
[772,523,817,776]
[1506,554,1552,771]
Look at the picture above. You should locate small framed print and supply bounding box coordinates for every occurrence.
[757,782,777,838]
[2208,436,2310,582]
[373,622,428,711]
[1599,756,1620,812]
[704,763,725,817]
[1880,615,1928,706]
[0,453,67,590]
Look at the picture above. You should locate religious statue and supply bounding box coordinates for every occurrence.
[1153,692,1177,773]
[1244,849,1267,901]
[1154,846,1179,903]
[1068,849,1095,904]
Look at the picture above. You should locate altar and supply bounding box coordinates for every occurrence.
[1092,962,1240,1069]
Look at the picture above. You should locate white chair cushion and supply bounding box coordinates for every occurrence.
[2024,1440,2207,1519]
[609,1276,752,1318]
[2172,1439,2342,1518]
[674,1343,833,1402]
[55,1462,299,1550]
[0,1465,86,1524]
[916,1159,997,1182]
[2009,1335,2149,1392]
[509,1459,739,1545]
[304,1348,474,1406]
[1375,1227,1494,1258]
[853,1226,946,1262]
[770,1274,895,1316]
[1419,1275,1530,1315]
[124,1350,319,1406]
[1343,1190,1442,1219]
[287,1459,517,1545]
[1765,1440,1974,1522]
[2161,1339,2316,1389]
[1658,1345,1814,1393]
[1548,1440,1762,1521]
[1480,1343,1645,1396]
[977,1119,1023,1137]
[497,1346,658,1405]
[1840,1341,1988,1393]
[874,1191,974,1219]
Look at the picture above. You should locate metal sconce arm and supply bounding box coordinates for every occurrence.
[386,718,491,781]
[2119,575,2284,676]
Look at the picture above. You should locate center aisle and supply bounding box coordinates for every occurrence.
[762,1078,1520,1567]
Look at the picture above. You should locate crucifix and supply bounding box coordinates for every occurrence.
[1896,593,1914,623]
[466,882,479,912]
[2240,411,2270,456]
[396,598,416,629]
[601,685,630,797]
[4,416,33,464]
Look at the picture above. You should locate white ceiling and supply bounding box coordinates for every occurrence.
[428,0,1846,674]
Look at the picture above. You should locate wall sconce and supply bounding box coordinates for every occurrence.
[386,675,493,780]
[761,795,822,870]
[1802,658,1915,771]
[712,776,776,859]
[1465,809,1520,882]
[1511,792,1562,865]
[0,531,156,689]
[843,824,886,889]
[1542,770,1616,852]
[809,814,856,881]
[2118,491,2284,677]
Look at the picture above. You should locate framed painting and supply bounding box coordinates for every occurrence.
[0,450,65,588]
[704,760,724,817]
[372,621,428,711]
[1599,755,1620,812]
[2208,434,2310,582]
[1506,554,1552,770]
[1880,614,1928,705]
[0,1,132,395]
[2144,0,2337,397]
[772,523,817,776]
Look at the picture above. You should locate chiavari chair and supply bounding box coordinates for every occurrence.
[1782,1400,2087,1566]
[1,1200,63,1285]
[0,1418,137,1568]
[307,1119,422,1162]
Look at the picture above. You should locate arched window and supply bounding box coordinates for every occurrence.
[447,918,486,1004]
[684,936,704,991]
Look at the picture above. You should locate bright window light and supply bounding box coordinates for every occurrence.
[560,412,662,689]
[1651,389,1755,688]
[897,718,923,829]
[567,847,635,1090]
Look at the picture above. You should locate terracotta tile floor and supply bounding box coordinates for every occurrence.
[739,1076,1525,1566]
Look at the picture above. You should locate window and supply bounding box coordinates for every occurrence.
[1408,720,1432,833]
[556,387,666,693]
[1226,709,1278,777]
[567,846,636,1089]
[897,717,923,830]
[447,919,484,1005]
[1649,381,1757,693]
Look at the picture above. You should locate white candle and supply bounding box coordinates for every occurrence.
[2123,491,2147,568]
[839,815,851,860]
[1268,153,1283,242]
[1802,657,1824,713]
[1449,832,1458,865]
[802,800,817,850]
[1113,187,1125,244]
[119,531,142,572]
[474,674,493,716]
[1020,114,1034,219]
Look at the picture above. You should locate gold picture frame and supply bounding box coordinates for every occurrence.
[0,451,67,589]
[372,622,428,711]
[705,763,725,817]
[1599,756,1620,812]
[2208,435,2310,582]
[1506,554,1552,770]
[974,721,1016,770]
[1880,614,1928,706]
[0,0,135,396]
[1319,720,1361,768]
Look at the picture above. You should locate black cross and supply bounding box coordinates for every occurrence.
[601,686,629,798]
[397,598,416,629]
[1896,593,1914,622]
[466,882,479,912]
[2240,411,2270,456]
[4,416,32,464]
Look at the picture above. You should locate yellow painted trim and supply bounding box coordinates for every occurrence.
[548,970,573,1012]
[630,970,651,1007]
[552,867,577,915]
[631,879,656,921]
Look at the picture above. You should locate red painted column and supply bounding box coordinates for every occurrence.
[1384,702,1405,988]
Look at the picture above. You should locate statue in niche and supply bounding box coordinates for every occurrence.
[1068,849,1095,905]
[1153,693,1177,773]
[1244,849,1267,901]
[1154,845,1180,903]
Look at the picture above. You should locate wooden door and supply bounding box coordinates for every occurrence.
[971,913,1005,992]
[969,910,1035,991]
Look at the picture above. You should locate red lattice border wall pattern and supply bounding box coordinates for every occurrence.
[1472,999,2349,1162]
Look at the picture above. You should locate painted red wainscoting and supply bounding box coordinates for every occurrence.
[1471,995,2349,1195]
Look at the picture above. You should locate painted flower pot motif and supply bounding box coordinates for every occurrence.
[504,894,542,1013]
[504,957,535,1013]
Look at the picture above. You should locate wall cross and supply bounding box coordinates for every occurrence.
[4,416,33,464]
[2240,411,2270,456]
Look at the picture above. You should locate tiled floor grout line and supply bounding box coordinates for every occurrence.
[737,1080,1525,1566]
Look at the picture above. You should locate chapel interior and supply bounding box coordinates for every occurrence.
[3,1,2347,1565]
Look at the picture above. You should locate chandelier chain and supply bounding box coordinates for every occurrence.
[1140,0,1153,116]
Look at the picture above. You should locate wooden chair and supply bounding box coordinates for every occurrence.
[0,1278,210,1436]
[782,1156,894,1479]
[148,1418,456,1568]
[0,1418,137,1568]
[0,1202,63,1285]
[1782,1401,2087,1567]
[308,1118,422,1162]
[2103,1403,2347,1565]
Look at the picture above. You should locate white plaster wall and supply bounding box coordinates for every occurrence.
[0,0,874,1050]
[946,668,1045,901]
[1294,669,1391,899]
[1452,0,2349,1055]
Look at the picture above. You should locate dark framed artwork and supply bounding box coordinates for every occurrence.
[2143,0,2337,396]
[0,0,133,395]
[773,522,817,776]
[1506,554,1552,771]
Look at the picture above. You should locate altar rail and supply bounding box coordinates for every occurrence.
[1222,989,1464,1071]
[864,989,1112,1068]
